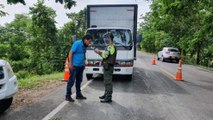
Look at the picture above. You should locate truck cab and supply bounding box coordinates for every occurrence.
[0,60,18,113]
[85,4,138,80]
[85,27,134,80]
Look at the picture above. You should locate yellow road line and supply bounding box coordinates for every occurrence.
[159,68,175,79]
[141,52,175,79]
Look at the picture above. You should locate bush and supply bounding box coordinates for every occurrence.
[16,70,31,79]
[181,55,196,65]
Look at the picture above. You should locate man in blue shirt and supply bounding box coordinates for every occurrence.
[65,34,92,102]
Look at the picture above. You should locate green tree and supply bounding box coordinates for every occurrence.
[0,4,7,17]
[139,0,213,66]
[0,14,31,72]
[57,21,75,57]
[57,8,87,57]
[7,0,76,9]
[66,8,87,39]
[29,0,57,74]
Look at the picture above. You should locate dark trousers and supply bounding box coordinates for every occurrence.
[103,65,114,96]
[66,66,84,97]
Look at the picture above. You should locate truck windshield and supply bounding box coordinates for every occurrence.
[87,29,132,50]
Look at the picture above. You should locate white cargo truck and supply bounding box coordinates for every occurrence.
[0,60,18,113]
[85,4,138,80]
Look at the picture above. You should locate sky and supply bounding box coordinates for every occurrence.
[0,0,151,28]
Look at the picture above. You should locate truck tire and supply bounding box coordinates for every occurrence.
[86,74,93,80]
[0,97,13,114]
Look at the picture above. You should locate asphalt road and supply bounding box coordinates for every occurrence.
[1,51,213,120]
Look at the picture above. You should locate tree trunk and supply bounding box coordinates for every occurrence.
[196,48,200,65]
[196,41,202,65]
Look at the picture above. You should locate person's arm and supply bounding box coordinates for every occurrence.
[69,41,78,69]
[94,48,109,59]
[68,51,74,69]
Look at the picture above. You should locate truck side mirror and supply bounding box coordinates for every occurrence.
[137,34,142,42]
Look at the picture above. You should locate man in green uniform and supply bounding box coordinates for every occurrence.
[94,33,117,103]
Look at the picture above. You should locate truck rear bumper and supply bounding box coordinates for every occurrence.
[85,66,133,75]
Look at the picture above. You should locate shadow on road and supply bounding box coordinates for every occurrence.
[57,99,166,120]
[89,67,189,95]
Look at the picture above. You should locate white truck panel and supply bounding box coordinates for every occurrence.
[89,6,135,33]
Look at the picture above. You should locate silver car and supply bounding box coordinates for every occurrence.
[157,47,180,63]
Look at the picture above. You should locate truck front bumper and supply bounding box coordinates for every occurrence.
[85,66,133,75]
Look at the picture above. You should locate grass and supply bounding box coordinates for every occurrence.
[50,117,62,120]
[195,65,213,72]
[18,72,64,89]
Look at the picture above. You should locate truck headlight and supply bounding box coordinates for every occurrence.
[86,60,94,66]
[116,60,133,67]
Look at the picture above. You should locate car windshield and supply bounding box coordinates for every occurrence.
[0,67,4,79]
[168,49,179,52]
[87,29,132,50]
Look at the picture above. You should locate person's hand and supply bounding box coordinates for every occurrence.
[94,48,100,54]
[69,63,74,69]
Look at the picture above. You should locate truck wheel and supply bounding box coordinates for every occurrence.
[0,97,13,114]
[86,74,93,80]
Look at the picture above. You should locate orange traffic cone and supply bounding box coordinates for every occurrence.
[63,58,70,81]
[178,59,182,67]
[152,56,156,65]
[174,67,183,81]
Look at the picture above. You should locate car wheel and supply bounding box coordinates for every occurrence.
[0,97,13,114]
[86,74,93,80]
[176,59,179,63]
[162,56,165,62]
[157,57,160,60]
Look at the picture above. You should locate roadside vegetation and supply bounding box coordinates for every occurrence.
[0,1,86,82]
[18,72,63,89]
[51,117,62,120]
[138,0,213,68]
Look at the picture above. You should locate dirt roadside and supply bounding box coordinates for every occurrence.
[11,80,66,110]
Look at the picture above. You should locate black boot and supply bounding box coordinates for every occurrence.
[100,95,112,103]
[65,96,75,102]
[99,93,106,99]
[76,93,87,100]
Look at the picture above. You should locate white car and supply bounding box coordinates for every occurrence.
[157,47,180,63]
[0,60,18,113]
